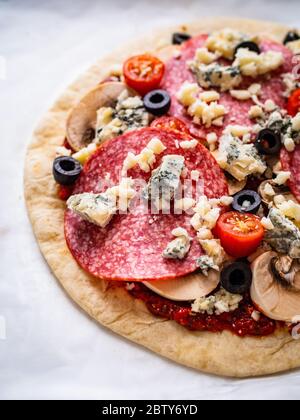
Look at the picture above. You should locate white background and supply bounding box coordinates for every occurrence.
[1,0,300,400]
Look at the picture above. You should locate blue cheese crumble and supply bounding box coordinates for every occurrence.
[144,154,185,201]
[96,90,151,143]
[216,133,267,181]
[162,227,191,260]
[264,208,300,258]
[191,288,243,315]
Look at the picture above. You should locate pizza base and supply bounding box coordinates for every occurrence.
[24,17,300,378]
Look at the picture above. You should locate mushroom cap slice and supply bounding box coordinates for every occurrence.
[258,180,297,207]
[251,251,300,322]
[143,270,219,301]
[66,82,134,151]
[227,177,247,196]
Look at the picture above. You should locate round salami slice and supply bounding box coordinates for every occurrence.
[161,34,294,139]
[280,145,300,202]
[65,128,228,281]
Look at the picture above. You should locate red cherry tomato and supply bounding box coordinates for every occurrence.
[151,116,191,137]
[123,54,165,95]
[287,88,300,116]
[215,212,265,258]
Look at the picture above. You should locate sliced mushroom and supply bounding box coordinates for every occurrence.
[143,270,219,301]
[270,255,300,291]
[227,176,247,196]
[66,82,135,151]
[251,251,300,322]
[258,180,297,207]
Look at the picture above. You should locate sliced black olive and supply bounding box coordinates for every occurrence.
[283,31,300,45]
[221,262,253,294]
[232,190,262,214]
[143,89,171,116]
[53,156,82,186]
[255,128,281,155]
[172,32,191,45]
[234,41,261,57]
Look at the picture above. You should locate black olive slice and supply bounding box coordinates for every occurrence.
[255,128,281,155]
[53,156,82,186]
[234,41,261,57]
[143,90,171,117]
[221,262,253,294]
[283,31,300,45]
[172,32,191,45]
[232,190,262,214]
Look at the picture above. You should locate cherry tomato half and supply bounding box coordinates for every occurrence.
[215,212,265,258]
[151,116,191,137]
[287,88,300,116]
[123,54,165,96]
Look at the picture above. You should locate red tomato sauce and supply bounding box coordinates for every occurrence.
[128,283,277,337]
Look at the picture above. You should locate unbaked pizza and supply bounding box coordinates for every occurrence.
[25,18,300,377]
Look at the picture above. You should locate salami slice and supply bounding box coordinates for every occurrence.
[280,145,300,202]
[161,35,294,139]
[65,128,228,281]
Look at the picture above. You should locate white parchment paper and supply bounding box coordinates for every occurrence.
[0,0,300,400]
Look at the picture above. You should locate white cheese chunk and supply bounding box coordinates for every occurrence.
[56,146,72,157]
[122,138,166,175]
[194,47,218,64]
[122,152,138,175]
[162,228,191,260]
[292,113,300,132]
[171,227,190,238]
[251,310,261,322]
[264,182,276,196]
[284,137,296,152]
[199,90,220,103]
[286,39,300,54]
[146,137,167,154]
[216,133,267,181]
[273,171,291,185]
[249,105,264,119]
[175,197,196,212]
[188,100,226,128]
[261,217,275,230]
[179,139,198,150]
[176,82,199,106]
[230,89,251,101]
[72,143,97,165]
[224,124,251,138]
[196,228,213,240]
[277,200,300,224]
[205,28,250,60]
[199,238,226,267]
[282,73,300,98]
[233,48,284,78]
[273,194,286,206]
[206,132,218,151]
[264,99,277,113]
[220,196,234,206]
[137,148,156,172]
[248,83,262,96]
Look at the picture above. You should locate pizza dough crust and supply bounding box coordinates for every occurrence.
[24,17,300,378]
